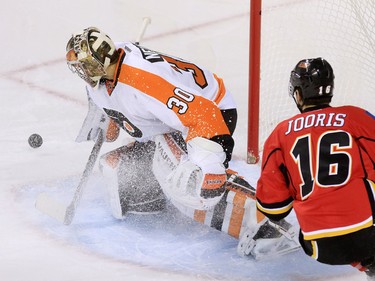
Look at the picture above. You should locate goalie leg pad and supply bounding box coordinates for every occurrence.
[100,141,166,219]
[238,218,301,259]
[213,178,300,259]
[220,173,300,259]
[153,134,206,209]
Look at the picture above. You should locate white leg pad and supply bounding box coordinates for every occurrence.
[99,154,123,219]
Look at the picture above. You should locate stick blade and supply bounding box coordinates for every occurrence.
[35,192,68,224]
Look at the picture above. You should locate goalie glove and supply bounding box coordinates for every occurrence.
[166,137,227,210]
[76,88,119,142]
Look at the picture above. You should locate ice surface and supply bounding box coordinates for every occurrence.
[0,0,366,280]
[14,174,355,281]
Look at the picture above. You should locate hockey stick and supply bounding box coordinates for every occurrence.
[35,129,104,225]
[135,17,151,45]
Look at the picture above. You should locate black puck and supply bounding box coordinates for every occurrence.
[28,134,43,148]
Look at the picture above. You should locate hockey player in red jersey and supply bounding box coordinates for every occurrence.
[65,26,299,259]
[255,57,375,279]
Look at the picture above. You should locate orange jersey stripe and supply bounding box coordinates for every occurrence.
[118,65,230,141]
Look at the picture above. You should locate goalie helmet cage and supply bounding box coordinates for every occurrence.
[247,0,375,164]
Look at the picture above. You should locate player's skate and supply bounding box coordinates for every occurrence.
[367,267,375,281]
[356,257,375,281]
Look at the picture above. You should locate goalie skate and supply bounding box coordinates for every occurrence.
[238,219,300,260]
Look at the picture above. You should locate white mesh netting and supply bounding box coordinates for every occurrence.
[258,0,375,150]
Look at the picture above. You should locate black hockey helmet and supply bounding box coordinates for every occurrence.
[289,57,334,102]
[66,27,119,87]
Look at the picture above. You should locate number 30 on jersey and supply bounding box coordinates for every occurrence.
[167,87,195,114]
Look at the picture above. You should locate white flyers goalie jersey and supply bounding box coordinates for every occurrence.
[86,42,236,141]
[256,105,375,240]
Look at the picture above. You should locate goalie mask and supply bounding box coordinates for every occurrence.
[289,57,334,111]
[66,27,118,87]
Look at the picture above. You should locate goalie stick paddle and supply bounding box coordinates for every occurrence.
[35,129,104,225]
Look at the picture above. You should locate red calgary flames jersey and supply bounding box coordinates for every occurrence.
[256,105,375,240]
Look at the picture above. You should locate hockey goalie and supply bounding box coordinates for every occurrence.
[66,26,300,260]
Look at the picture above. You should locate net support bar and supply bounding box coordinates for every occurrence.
[247,0,262,164]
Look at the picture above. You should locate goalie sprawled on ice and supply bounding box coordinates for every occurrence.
[65,26,300,259]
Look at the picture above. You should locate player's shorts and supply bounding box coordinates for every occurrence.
[300,225,375,265]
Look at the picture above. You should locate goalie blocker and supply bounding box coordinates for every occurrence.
[99,132,300,259]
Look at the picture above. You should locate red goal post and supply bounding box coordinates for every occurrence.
[247,0,375,164]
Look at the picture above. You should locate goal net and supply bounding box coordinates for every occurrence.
[247,0,375,163]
